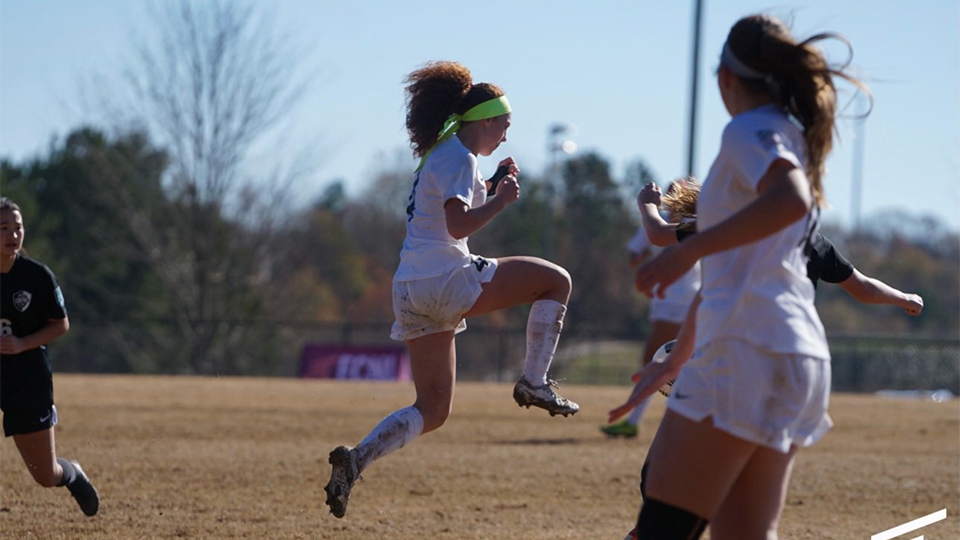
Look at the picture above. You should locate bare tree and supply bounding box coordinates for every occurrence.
[113,0,314,373]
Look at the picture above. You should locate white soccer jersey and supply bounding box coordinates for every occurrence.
[395,136,487,282]
[626,225,652,256]
[695,104,829,359]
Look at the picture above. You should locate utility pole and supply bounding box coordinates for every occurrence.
[685,0,704,177]
[544,124,576,258]
[851,95,867,231]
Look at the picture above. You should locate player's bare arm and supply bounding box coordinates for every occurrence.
[637,183,680,247]
[608,293,700,422]
[839,269,924,315]
[444,173,519,239]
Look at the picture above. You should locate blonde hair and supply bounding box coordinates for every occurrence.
[724,14,869,207]
[661,177,700,219]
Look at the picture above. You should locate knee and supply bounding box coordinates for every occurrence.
[28,467,61,488]
[416,400,453,434]
[557,266,571,290]
[550,265,572,298]
[639,460,650,500]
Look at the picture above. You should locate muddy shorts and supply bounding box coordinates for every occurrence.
[390,256,498,342]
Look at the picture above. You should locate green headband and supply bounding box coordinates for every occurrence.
[415,95,512,172]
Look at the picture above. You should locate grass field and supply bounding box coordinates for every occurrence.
[1,374,957,539]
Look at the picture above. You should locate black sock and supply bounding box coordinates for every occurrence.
[57,458,76,487]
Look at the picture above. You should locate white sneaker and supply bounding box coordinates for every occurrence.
[512,378,580,417]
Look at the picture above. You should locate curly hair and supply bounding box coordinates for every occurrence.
[725,14,869,207]
[403,61,504,158]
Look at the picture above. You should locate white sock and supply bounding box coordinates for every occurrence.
[626,395,651,426]
[354,405,424,473]
[522,299,566,386]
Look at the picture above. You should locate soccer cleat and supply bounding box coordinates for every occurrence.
[512,378,580,417]
[324,446,360,518]
[66,460,99,517]
[600,419,638,438]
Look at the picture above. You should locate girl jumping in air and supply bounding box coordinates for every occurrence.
[0,197,99,517]
[324,61,578,519]
[611,14,871,539]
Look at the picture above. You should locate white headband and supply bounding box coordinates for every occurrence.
[721,42,765,80]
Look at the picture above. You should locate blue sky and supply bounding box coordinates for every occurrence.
[1,1,958,230]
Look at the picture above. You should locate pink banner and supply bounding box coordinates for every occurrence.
[299,345,410,381]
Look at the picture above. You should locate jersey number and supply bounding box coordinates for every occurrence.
[0,319,11,337]
[405,172,421,222]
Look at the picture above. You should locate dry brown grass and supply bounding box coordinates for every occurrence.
[1,374,957,539]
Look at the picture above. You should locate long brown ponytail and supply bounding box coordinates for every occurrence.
[403,61,504,158]
[725,14,869,206]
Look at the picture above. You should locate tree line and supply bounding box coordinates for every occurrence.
[1,1,956,377]
[1,125,956,376]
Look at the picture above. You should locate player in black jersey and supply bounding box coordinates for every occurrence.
[0,198,99,516]
[636,181,923,313]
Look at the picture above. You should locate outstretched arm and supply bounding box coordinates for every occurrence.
[608,293,700,423]
[839,270,924,315]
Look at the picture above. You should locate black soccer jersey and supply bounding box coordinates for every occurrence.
[0,254,67,410]
[806,233,854,289]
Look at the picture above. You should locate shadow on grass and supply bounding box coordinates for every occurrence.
[489,437,583,445]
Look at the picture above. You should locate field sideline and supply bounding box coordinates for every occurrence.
[1,374,957,539]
